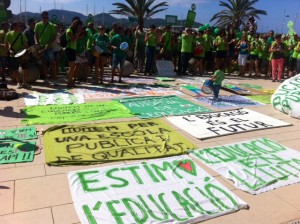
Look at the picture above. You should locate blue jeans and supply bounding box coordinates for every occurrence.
[213,84,221,99]
[112,54,125,70]
[145,46,155,73]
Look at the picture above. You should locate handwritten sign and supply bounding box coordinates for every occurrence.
[114,96,211,118]
[24,93,84,106]
[193,95,264,109]
[68,156,247,224]
[271,74,300,119]
[0,126,37,141]
[43,119,196,165]
[0,141,36,164]
[191,138,300,194]
[156,60,176,77]
[166,108,291,139]
[21,102,134,125]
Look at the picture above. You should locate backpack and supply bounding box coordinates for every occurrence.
[60,31,67,48]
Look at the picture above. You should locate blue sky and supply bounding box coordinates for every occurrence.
[10,0,300,33]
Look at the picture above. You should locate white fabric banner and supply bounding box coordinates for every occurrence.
[24,93,84,106]
[271,74,300,119]
[68,156,247,224]
[166,108,291,139]
[190,138,300,194]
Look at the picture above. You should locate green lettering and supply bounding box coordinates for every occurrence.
[151,161,183,181]
[106,168,129,188]
[229,169,266,190]
[137,195,168,221]
[121,166,144,184]
[82,205,97,224]
[77,170,108,192]
[142,162,160,183]
[106,200,126,224]
[122,198,148,223]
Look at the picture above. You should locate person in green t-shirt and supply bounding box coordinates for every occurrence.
[65,19,83,88]
[194,29,205,76]
[160,25,172,60]
[134,25,145,73]
[214,28,227,71]
[144,24,157,76]
[34,11,56,83]
[5,21,30,89]
[248,34,261,79]
[178,28,194,75]
[210,63,225,101]
[203,29,214,73]
[110,26,128,83]
[93,26,111,84]
[0,22,9,82]
[85,22,97,68]
[74,28,88,83]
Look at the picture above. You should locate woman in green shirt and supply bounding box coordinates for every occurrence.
[144,24,157,76]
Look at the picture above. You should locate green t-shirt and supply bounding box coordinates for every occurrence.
[111,34,128,57]
[0,30,8,56]
[86,28,96,51]
[109,30,117,40]
[34,22,56,47]
[5,31,28,53]
[203,34,213,52]
[146,32,157,47]
[181,34,194,53]
[162,31,172,51]
[212,70,225,85]
[93,33,110,53]
[135,30,145,50]
[258,42,268,59]
[215,35,226,51]
[195,36,205,57]
[76,36,87,54]
[294,42,300,59]
[250,40,260,55]
[66,28,77,50]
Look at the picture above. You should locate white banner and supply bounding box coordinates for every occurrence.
[190,138,300,194]
[24,93,84,106]
[166,108,291,139]
[68,156,247,224]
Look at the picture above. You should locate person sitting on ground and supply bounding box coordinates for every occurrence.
[210,63,225,101]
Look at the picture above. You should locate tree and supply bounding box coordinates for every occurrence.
[110,0,168,27]
[210,0,267,30]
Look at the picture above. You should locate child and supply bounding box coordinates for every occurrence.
[210,63,225,101]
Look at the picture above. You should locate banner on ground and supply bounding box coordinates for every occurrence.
[0,141,36,164]
[68,156,248,224]
[0,126,37,141]
[75,87,135,99]
[166,108,291,139]
[193,95,264,109]
[191,138,300,194]
[222,83,271,95]
[43,119,196,165]
[271,74,300,119]
[114,96,211,118]
[103,77,157,84]
[24,93,84,106]
[180,85,203,96]
[245,94,272,104]
[21,102,134,125]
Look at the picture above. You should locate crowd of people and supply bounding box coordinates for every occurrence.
[0,11,300,90]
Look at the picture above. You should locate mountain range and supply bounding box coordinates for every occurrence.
[13,9,203,29]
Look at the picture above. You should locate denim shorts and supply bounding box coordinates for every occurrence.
[112,54,125,70]
[43,49,54,64]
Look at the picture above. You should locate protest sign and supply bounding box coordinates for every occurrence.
[156,60,176,77]
[191,138,300,194]
[193,95,264,109]
[129,86,183,96]
[271,74,300,119]
[156,77,176,82]
[68,156,248,224]
[43,119,196,165]
[114,95,211,118]
[222,83,270,95]
[180,85,203,96]
[239,83,263,90]
[21,102,134,125]
[24,93,84,106]
[245,94,272,104]
[0,126,37,141]
[103,77,157,84]
[0,141,36,164]
[166,108,291,139]
[75,87,135,99]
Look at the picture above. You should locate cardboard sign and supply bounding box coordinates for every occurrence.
[43,119,196,165]
[0,141,36,164]
[166,108,291,139]
[156,60,176,77]
[193,95,264,109]
[68,156,247,224]
[24,93,84,106]
[115,95,211,118]
[191,138,300,194]
[21,102,134,125]
[0,126,37,141]
[271,74,300,119]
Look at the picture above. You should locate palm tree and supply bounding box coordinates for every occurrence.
[210,0,267,30]
[110,0,168,27]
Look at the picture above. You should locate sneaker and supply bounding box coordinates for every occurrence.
[16,83,22,89]
[22,83,32,89]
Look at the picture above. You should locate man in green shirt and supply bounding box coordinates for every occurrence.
[178,28,194,75]
[5,21,30,89]
[0,22,9,81]
[34,11,56,83]
[161,25,172,60]
[210,63,225,101]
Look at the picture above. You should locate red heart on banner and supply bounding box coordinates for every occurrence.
[173,159,197,176]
